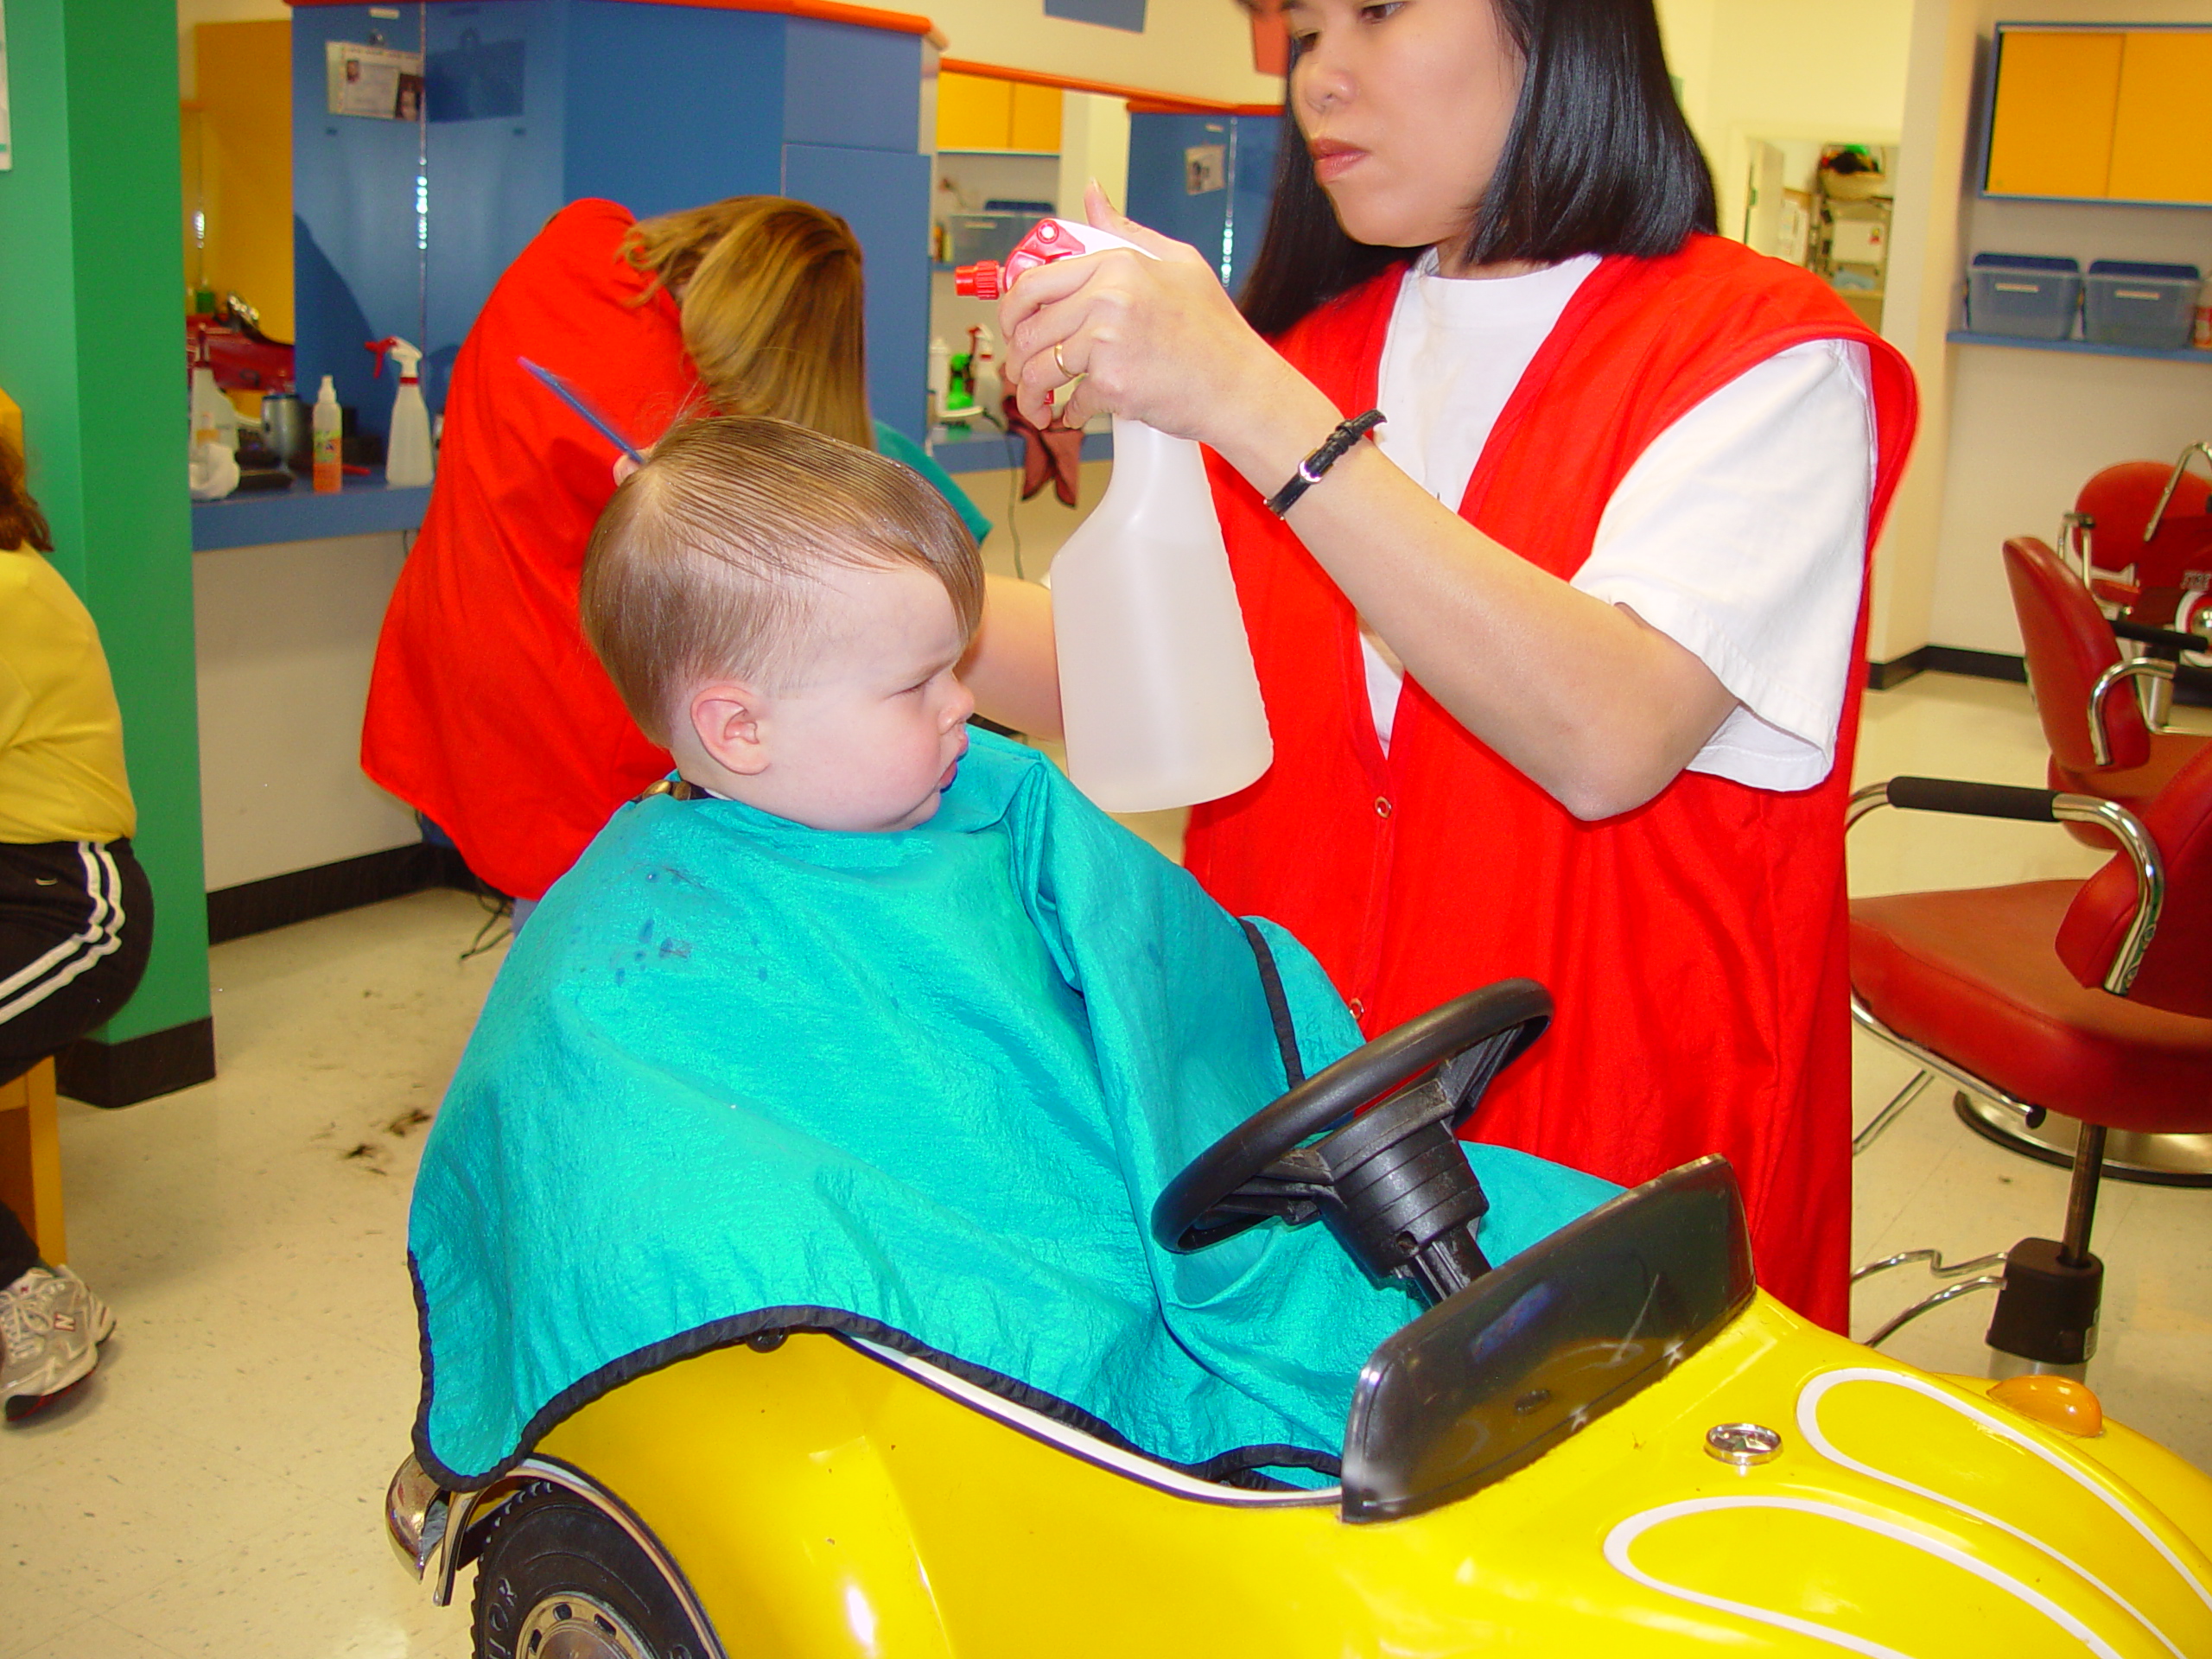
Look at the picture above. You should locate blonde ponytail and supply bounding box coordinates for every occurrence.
[620,196,874,450]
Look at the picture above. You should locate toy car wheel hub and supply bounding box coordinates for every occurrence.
[514,1591,654,1659]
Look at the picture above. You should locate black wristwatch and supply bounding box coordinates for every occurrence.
[1265,410,1385,518]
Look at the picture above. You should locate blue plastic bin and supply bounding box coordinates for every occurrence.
[2084,261,2201,351]
[946,212,1036,267]
[1968,253,2081,340]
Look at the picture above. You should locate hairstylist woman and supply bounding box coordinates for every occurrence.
[363,197,989,910]
[968,0,1917,1332]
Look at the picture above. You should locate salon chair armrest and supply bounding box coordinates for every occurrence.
[2113,619,2210,658]
[1847,778,2164,996]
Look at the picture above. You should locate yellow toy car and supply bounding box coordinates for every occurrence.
[387,988,2212,1657]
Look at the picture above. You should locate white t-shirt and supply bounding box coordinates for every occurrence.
[1363,251,1877,791]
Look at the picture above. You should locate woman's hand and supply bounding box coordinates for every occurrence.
[998,185,1321,453]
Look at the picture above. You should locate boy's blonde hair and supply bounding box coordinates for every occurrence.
[581,416,983,746]
[620,197,874,450]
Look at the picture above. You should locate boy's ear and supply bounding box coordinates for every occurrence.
[689,681,771,776]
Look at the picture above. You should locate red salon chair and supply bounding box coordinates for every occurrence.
[2005,535,2211,854]
[1846,748,2212,1376]
[2061,444,2212,631]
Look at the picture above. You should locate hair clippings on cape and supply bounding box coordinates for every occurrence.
[519,357,648,468]
[1265,409,1385,518]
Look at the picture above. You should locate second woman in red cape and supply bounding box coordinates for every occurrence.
[962,0,1918,1333]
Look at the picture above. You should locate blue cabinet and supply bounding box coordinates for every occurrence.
[292,0,931,443]
[1125,110,1281,301]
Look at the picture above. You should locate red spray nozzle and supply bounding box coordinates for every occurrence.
[364,336,423,381]
[953,262,1003,300]
[953,219,1087,302]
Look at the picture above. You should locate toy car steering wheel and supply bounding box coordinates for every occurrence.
[1152,980,1551,1306]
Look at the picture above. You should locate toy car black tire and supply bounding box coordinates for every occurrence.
[471,1481,708,1659]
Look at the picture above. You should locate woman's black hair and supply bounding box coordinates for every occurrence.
[1238,0,1718,336]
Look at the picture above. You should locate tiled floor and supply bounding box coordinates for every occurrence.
[2,672,2206,1657]
[3,893,502,1658]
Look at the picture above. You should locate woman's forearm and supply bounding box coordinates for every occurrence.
[1207,360,1736,821]
[998,245,1735,817]
[964,574,1064,739]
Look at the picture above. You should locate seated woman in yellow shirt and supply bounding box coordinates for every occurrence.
[0,429,150,1418]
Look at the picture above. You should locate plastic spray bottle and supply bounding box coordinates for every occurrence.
[366,337,435,486]
[927,335,953,424]
[311,374,343,494]
[188,340,240,452]
[957,219,1272,812]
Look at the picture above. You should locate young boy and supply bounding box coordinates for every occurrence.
[404,417,1613,1491]
[578,415,981,835]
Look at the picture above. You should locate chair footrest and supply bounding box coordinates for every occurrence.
[1987,1237,2102,1367]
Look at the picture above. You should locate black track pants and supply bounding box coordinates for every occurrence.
[0,839,152,1275]
[0,838,153,1085]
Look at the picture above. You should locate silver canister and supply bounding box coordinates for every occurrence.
[259,393,310,473]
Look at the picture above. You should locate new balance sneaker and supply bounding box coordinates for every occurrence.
[0,1264,115,1421]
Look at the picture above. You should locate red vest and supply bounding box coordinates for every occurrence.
[363,200,695,902]
[1188,238,1918,1332]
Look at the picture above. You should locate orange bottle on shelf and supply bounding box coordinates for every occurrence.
[311,374,342,493]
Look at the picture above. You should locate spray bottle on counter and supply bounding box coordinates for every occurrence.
[957,219,1272,812]
[311,374,343,494]
[188,339,240,453]
[366,337,435,486]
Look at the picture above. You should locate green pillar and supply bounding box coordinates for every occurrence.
[0,0,214,1103]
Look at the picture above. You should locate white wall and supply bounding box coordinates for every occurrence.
[1660,0,1932,658]
[927,0,1281,106]
[1658,0,1915,243]
[194,535,421,891]
[1901,0,2212,658]
[1659,0,2212,664]
[1867,0,1982,664]
[1058,91,1132,219]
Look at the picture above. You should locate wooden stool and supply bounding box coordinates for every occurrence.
[0,1058,65,1266]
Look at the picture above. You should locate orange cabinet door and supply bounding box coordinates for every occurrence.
[1986,29,2124,199]
[2107,29,2212,206]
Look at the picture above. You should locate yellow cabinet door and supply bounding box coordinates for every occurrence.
[2107,30,2212,206]
[1009,84,1064,156]
[1986,29,2123,199]
[938,72,1014,151]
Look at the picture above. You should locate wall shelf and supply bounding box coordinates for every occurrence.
[1947,329,2212,365]
[192,478,431,552]
[937,148,1059,159]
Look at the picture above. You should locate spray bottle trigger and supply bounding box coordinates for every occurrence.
[364,337,396,378]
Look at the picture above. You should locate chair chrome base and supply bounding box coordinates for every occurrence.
[1988,1348,2089,1384]
[1953,1092,2212,1188]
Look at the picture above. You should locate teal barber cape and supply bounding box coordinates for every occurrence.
[408,730,1619,1485]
